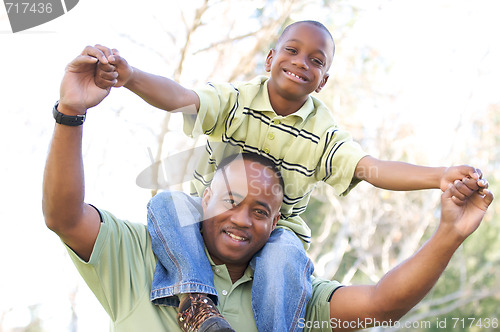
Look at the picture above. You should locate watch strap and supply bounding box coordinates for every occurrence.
[53,101,86,126]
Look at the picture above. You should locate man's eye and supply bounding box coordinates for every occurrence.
[255,209,269,217]
[223,199,236,207]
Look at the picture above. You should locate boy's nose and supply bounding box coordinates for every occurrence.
[291,55,308,70]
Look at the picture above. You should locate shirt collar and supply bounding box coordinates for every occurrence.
[204,246,254,280]
[248,76,316,122]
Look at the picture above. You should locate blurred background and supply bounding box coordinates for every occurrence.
[1,0,499,331]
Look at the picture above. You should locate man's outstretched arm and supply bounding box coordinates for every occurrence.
[42,49,110,261]
[329,177,493,331]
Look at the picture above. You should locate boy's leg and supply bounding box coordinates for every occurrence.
[250,228,314,332]
[148,191,235,332]
[147,191,217,306]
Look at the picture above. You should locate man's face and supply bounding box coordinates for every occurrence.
[265,22,334,101]
[201,159,283,267]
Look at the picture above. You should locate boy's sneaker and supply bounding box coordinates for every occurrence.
[177,293,235,332]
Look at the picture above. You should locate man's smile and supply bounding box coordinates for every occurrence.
[223,229,249,242]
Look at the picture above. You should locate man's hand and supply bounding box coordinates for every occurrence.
[440,165,482,192]
[59,46,113,115]
[329,175,493,330]
[440,177,493,240]
[92,44,134,89]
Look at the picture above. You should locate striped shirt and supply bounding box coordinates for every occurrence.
[183,76,367,248]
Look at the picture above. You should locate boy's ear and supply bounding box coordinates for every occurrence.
[315,73,330,93]
[265,49,275,72]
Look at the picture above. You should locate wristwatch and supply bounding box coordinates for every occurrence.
[52,101,86,126]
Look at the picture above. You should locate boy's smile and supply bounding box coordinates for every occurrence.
[265,21,334,114]
[283,69,309,83]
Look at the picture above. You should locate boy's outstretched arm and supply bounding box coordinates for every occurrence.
[328,177,493,331]
[90,44,200,112]
[355,155,481,191]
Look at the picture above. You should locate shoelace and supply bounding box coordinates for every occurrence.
[178,294,224,332]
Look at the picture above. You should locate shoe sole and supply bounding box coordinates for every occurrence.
[199,317,235,332]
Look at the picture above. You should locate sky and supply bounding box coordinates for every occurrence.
[1,0,499,331]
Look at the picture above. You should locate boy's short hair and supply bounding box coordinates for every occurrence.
[277,20,335,57]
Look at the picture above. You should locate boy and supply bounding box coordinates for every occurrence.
[92,21,479,332]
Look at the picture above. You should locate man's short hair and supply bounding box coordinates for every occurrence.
[216,152,285,195]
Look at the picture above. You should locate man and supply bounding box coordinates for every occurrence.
[42,49,493,332]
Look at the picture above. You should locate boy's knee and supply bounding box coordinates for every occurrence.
[148,191,203,226]
[151,190,176,202]
[269,228,305,248]
[148,190,188,209]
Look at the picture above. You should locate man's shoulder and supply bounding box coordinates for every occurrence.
[87,208,151,263]
[302,277,343,331]
[65,206,154,285]
[98,209,148,234]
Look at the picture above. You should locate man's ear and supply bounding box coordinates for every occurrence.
[315,73,330,93]
[265,49,275,72]
[271,212,281,231]
[202,187,212,209]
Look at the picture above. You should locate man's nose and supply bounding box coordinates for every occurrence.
[230,205,252,228]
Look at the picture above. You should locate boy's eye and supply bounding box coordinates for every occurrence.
[312,58,324,67]
[285,47,297,54]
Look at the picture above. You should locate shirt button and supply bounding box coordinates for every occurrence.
[215,268,221,274]
[263,148,270,154]
[268,133,275,140]
[273,119,281,125]
[222,290,228,296]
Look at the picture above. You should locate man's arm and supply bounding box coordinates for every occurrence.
[355,155,480,191]
[92,45,200,112]
[42,49,110,262]
[328,177,493,331]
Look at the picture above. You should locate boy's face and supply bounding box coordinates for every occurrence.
[265,22,334,101]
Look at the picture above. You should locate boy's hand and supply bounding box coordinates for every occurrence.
[440,165,482,192]
[59,47,112,114]
[440,176,492,240]
[91,44,134,89]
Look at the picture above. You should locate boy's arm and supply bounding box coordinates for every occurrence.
[329,177,493,331]
[91,45,200,112]
[123,67,200,112]
[355,155,480,191]
[43,49,108,262]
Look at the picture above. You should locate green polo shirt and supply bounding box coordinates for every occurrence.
[183,76,367,248]
[65,208,341,331]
